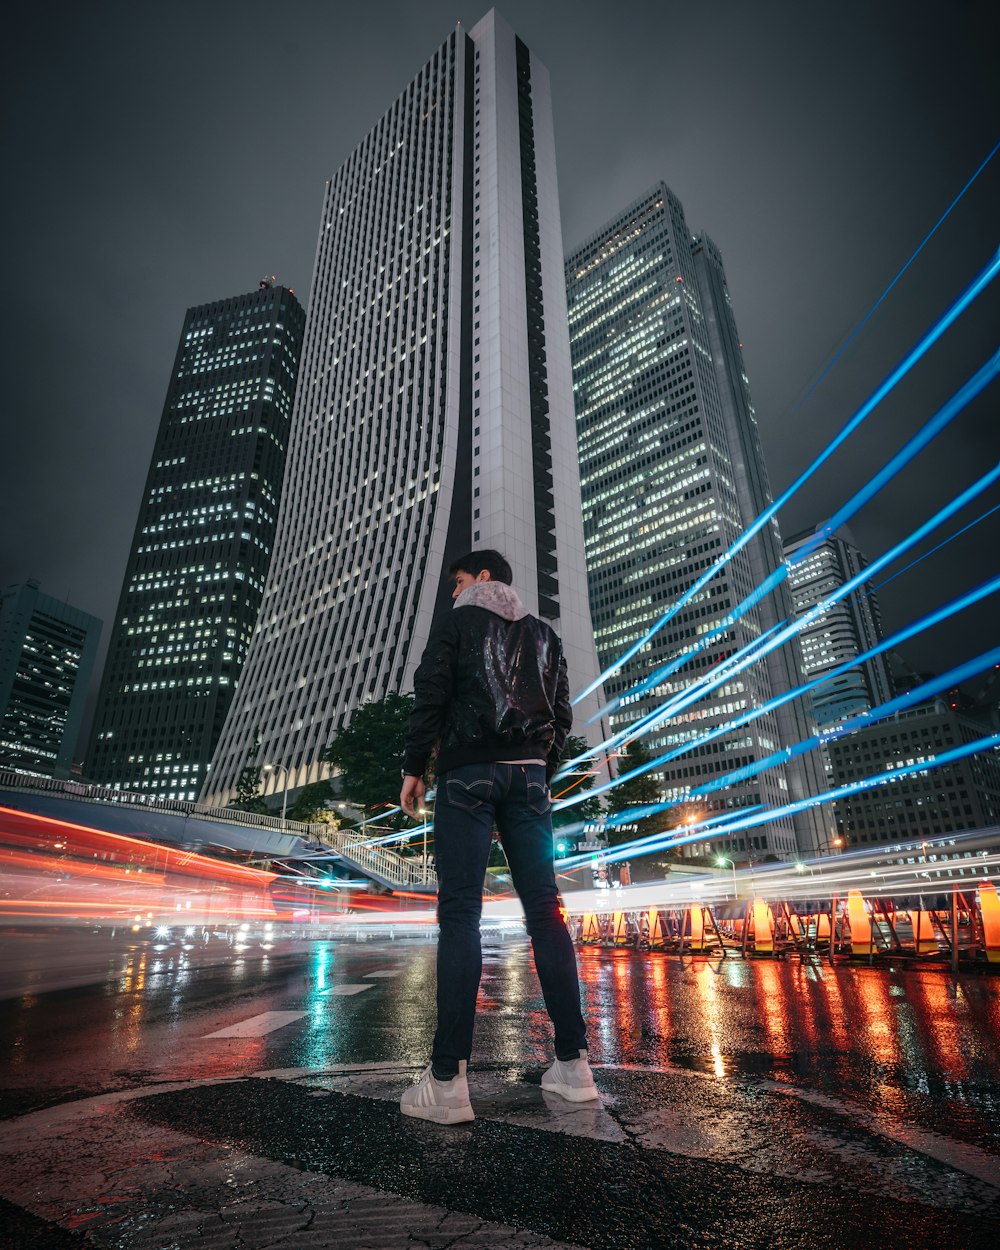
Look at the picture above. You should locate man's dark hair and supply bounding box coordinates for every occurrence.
[448,549,513,585]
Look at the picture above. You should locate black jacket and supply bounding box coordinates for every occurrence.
[402,582,572,779]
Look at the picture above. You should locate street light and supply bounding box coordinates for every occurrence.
[418,805,430,883]
[263,763,290,823]
[716,855,738,897]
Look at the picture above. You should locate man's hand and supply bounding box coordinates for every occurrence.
[400,774,426,820]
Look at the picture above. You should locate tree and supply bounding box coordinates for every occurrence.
[551,734,604,830]
[229,732,269,814]
[603,739,671,848]
[285,780,335,824]
[324,693,414,825]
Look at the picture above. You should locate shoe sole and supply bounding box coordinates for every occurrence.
[540,1080,600,1102]
[400,1102,475,1124]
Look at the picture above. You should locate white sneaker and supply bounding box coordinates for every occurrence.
[541,1050,600,1102]
[400,1061,475,1124]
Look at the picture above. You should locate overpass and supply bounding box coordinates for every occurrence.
[0,769,434,894]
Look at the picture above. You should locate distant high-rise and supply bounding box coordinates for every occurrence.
[566,184,833,859]
[829,698,1000,844]
[0,581,101,778]
[783,524,892,725]
[203,11,603,808]
[87,283,305,800]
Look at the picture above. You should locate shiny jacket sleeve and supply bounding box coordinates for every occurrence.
[403,616,459,777]
[547,650,573,781]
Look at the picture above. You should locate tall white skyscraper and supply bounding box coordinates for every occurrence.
[566,185,833,858]
[203,11,603,807]
[784,524,892,725]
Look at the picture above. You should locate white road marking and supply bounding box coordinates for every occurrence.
[202,1011,307,1038]
[363,969,402,978]
[322,983,375,995]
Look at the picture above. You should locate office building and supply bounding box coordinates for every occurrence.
[566,185,833,858]
[0,580,101,778]
[829,699,1000,844]
[203,11,604,808]
[87,282,306,800]
[784,524,893,725]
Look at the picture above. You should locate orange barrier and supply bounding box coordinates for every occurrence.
[683,905,706,951]
[979,882,1000,964]
[847,890,872,951]
[908,910,938,955]
[581,912,602,943]
[645,907,668,949]
[569,883,1000,963]
[746,899,773,953]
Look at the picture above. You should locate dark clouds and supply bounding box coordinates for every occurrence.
[3,0,998,700]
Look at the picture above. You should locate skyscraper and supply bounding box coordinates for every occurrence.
[0,580,101,778]
[87,283,305,800]
[203,10,604,809]
[566,184,833,858]
[783,524,892,725]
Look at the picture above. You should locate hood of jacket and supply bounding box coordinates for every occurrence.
[453,581,529,621]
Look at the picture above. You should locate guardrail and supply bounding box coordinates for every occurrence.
[0,769,314,836]
[0,767,437,890]
[569,882,1000,967]
[312,823,433,889]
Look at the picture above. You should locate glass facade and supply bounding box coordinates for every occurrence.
[784,525,893,725]
[203,13,603,809]
[566,185,833,859]
[0,581,101,778]
[86,283,305,800]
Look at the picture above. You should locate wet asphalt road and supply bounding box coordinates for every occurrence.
[1,928,999,1248]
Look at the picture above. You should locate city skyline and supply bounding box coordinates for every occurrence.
[3,1,998,725]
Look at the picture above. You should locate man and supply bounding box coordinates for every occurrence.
[399,549,598,1124]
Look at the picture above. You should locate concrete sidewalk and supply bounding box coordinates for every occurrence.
[2,1057,998,1249]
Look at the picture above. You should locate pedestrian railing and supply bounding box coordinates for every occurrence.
[312,823,434,889]
[0,767,439,890]
[0,768,314,837]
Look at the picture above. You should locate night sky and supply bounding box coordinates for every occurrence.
[3,1,998,720]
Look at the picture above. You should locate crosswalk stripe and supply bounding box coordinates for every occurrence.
[363,970,402,978]
[202,1011,307,1038]
[322,983,375,995]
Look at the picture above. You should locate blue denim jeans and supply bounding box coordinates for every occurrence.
[430,761,588,1077]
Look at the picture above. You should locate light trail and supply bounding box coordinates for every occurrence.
[582,347,1000,733]
[558,573,1000,808]
[557,731,1000,872]
[572,247,1000,705]
[794,138,1000,409]
[792,348,1000,563]
[591,650,1000,834]
[556,457,1000,805]
[866,500,1000,597]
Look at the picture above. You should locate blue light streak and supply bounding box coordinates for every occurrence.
[573,248,1000,705]
[795,139,1000,408]
[591,349,998,730]
[558,726,1000,870]
[792,349,1000,563]
[557,458,1000,805]
[867,501,1000,597]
